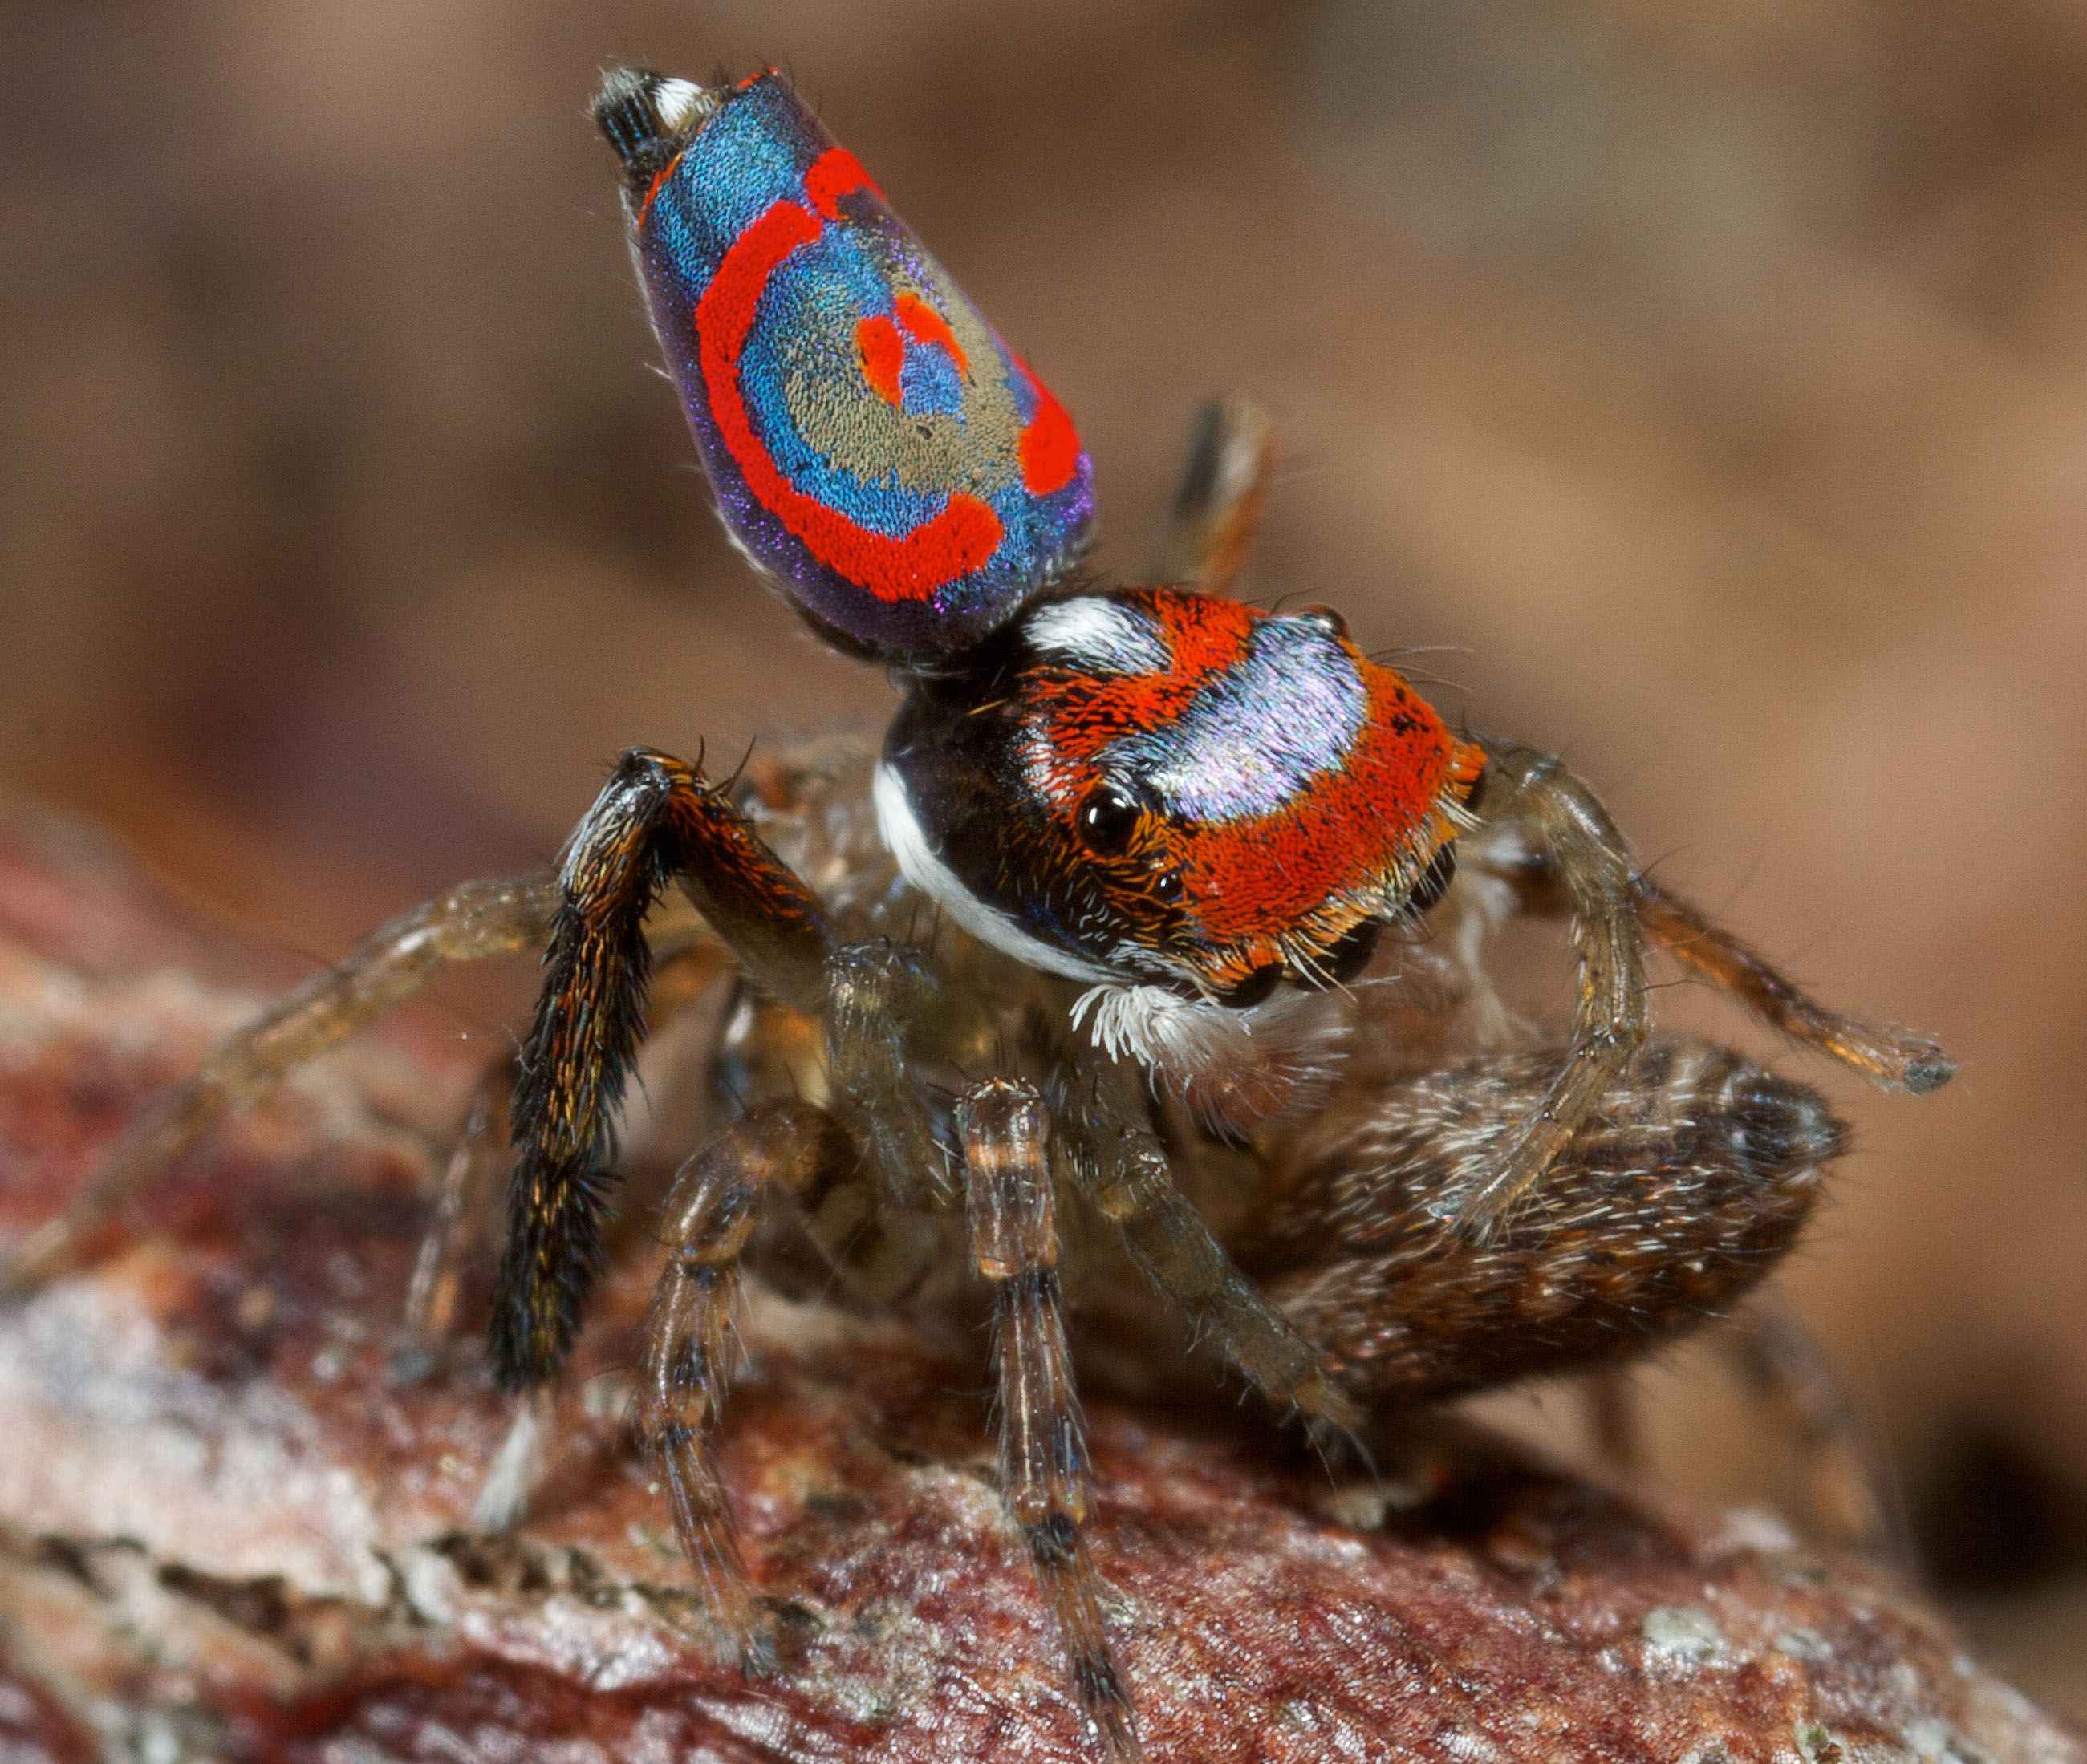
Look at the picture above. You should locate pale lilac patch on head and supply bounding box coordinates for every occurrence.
[1102,618,1366,823]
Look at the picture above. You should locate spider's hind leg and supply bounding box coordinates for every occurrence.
[3,871,561,1299]
[1717,1301,1897,1555]
[1158,393,1276,596]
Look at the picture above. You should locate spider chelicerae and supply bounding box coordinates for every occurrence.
[5,64,1955,1763]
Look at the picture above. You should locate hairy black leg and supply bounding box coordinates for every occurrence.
[1252,1038,1844,1407]
[635,1099,859,1669]
[396,930,731,1381]
[1157,394,1275,595]
[1456,740,1651,1235]
[498,748,832,1393]
[957,1080,1141,1764]
[1719,1303,1894,1553]
[1063,1055,1363,1439]
[1634,878,1954,1094]
[4,873,560,1299]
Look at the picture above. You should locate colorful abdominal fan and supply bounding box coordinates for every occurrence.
[596,69,1096,661]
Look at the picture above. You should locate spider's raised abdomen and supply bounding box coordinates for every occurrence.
[596,68,1094,662]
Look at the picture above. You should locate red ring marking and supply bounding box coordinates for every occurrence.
[855,313,906,406]
[695,173,1002,604]
[1016,356,1081,496]
[895,292,969,376]
[804,147,883,221]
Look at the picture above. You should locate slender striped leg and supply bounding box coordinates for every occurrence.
[1156,394,1276,595]
[1455,741,1651,1237]
[497,747,832,1394]
[1063,1056,1363,1442]
[957,1081,1141,1764]
[3,872,561,1300]
[636,1100,860,1669]
[1719,1304,1895,1554]
[393,1054,514,1382]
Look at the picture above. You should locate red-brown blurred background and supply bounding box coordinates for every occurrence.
[2,0,2081,1716]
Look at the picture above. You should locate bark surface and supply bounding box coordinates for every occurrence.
[0,805,2075,1764]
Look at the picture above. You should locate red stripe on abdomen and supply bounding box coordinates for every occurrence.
[694,193,1002,604]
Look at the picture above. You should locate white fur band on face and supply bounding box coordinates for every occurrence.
[871,761,1117,987]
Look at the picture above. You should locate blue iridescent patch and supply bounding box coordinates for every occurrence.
[618,71,1095,660]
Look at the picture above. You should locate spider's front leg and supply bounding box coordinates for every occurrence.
[635,1097,859,1665]
[1063,1053,1364,1442]
[1449,743,1651,1234]
[1455,738,1953,1235]
[959,1078,1141,1764]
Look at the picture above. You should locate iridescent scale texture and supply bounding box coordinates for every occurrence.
[631,73,1095,659]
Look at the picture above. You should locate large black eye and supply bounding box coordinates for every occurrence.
[1407,845,1457,916]
[1076,784,1141,856]
[1301,917,1383,990]
[1217,962,1282,1008]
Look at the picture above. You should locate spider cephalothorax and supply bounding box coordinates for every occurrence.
[879,588,1484,1007]
[11,62,1958,1764]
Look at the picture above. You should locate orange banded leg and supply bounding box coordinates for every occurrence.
[636,1099,859,1668]
[1634,878,1953,1094]
[3,872,560,1300]
[1457,742,1649,1237]
[957,1080,1141,1764]
[497,748,832,1393]
[1158,394,1276,596]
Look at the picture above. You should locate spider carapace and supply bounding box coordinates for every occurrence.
[14,65,1956,1763]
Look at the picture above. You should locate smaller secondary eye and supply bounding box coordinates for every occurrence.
[1151,869,1184,903]
[1295,604,1350,641]
[1076,784,1141,856]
